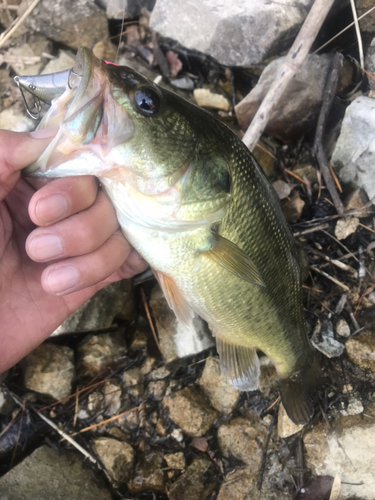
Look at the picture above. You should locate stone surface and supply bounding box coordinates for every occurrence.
[366,37,375,89]
[345,330,375,372]
[199,357,240,415]
[311,319,345,358]
[127,451,165,493]
[91,437,135,483]
[21,0,108,50]
[334,217,359,240]
[277,402,304,438]
[0,445,111,499]
[122,368,144,398]
[193,88,231,111]
[103,381,122,416]
[77,332,127,376]
[8,43,44,76]
[217,469,259,500]
[167,457,213,500]
[53,280,134,335]
[235,54,332,141]
[162,386,218,437]
[335,318,351,338]
[23,343,74,400]
[304,414,375,499]
[358,0,375,34]
[331,96,375,200]
[344,188,370,216]
[41,50,75,74]
[164,452,185,470]
[218,416,266,466]
[150,284,214,363]
[96,0,156,18]
[0,104,35,133]
[150,0,313,66]
[0,388,15,416]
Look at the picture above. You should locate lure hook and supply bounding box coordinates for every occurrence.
[14,76,42,120]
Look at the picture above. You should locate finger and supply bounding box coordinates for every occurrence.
[116,248,148,279]
[41,230,131,295]
[26,189,119,262]
[29,176,99,226]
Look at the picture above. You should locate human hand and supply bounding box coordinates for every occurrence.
[0,129,147,373]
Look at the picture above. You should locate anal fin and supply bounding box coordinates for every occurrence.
[153,269,194,326]
[216,336,260,391]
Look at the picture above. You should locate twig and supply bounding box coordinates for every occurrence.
[141,287,161,353]
[0,0,41,49]
[313,53,345,215]
[70,406,139,436]
[293,222,330,237]
[310,266,350,291]
[284,168,309,187]
[307,247,357,274]
[257,403,278,498]
[242,0,335,151]
[349,0,364,68]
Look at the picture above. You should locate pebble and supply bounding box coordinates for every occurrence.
[127,452,165,494]
[167,458,213,500]
[0,388,15,416]
[277,402,304,438]
[103,381,122,417]
[335,318,351,338]
[334,217,359,241]
[76,332,127,376]
[164,452,185,470]
[345,331,375,372]
[91,437,135,483]
[193,88,231,111]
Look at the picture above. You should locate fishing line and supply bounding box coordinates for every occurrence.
[115,0,127,63]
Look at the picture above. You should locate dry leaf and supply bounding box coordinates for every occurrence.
[190,437,208,452]
[166,51,183,78]
[272,180,296,199]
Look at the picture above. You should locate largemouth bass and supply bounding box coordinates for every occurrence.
[20,47,320,424]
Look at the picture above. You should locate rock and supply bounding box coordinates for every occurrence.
[0,445,111,499]
[149,284,214,363]
[122,368,144,398]
[345,330,375,372]
[258,356,278,398]
[127,451,165,493]
[218,416,266,466]
[91,437,135,483]
[164,452,185,470]
[77,332,127,376]
[334,217,359,240]
[8,43,44,76]
[150,0,313,66]
[41,50,75,74]
[277,402,304,438]
[199,357,240,415]
[366,37,375,89]
[217,469,259,500]
[358,0,375,34]
[0,388,15,416]
[344,188,370,216]
[0,104,35,133]
[335,318,351,338]
[235,54,332,140]
[252,142,275,178]
[193,88,231,111]
[282,192,305,222]
[23,343,74,400]
[340,396,364,417]
[103,381,122,416]
[304,414,375,499]
[146,380,168,400]
[21,0,108,50]
[311,319,345,359]
[331,96,375,200]
[53,280,134,335]
[130,317,149,349]
[97,0,156,19]
[162,386,218,436]
[167,457,213,500]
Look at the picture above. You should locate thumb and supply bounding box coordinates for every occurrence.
[0,128,56,201]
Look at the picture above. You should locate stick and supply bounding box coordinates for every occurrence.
[242,0,336,151]
[310,266,350,291]
[349,0,364,68]
[0,0,41,49]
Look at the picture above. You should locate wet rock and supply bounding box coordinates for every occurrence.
[0,388,15,416]
[21,0,108,50]
[277,402,304,438]
[193,88,231,111]
[103,381,122,416]
[345,330,375,372]
[199,356,240,415]
[218,416,267,466]
[164,452,185,470]
[23,343,74,400]
[304,415,375,499]
[97,0,156,19]
[151,0,313,66]
[167,457,213,500]
[335,318,351,338]
[0,445,111,499]
[0,104,35,132]
[235,54,332,140]
[77,332,127,376]
[122,368,144,398]
[162,386,218,437]
[127,451,165,493]
[311,319,345,358]
[149,284,214,363]
[334,217,359,240]
[217,469,259,500]
[91,437,135,483]
[41,50,75,74]
[331,96,375,200]
[53,280,134,335]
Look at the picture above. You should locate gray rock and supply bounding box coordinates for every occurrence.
[365,37,375,89]
[0,445,111,499]
[122,368,144,398]
[23,343,74,400]
[150,0,313,66]
[41,50,75,75]
[53,280,134,335]
[358,0,375,35]
[340,396,364,417]
[162,386,218,437]
[331,96,375,200]
[277,402,304,438]
[127,451,165,493]
[311,319,345,358]
[235,54,332,140]
[335,318,351,338]
[304,414,375,499]
[199,357,240,415]
[20,0,108,50]
[96,0,156,19]
[0,104,35,133]
[150,284,214,363]
[345,330,375,372]
[167,457,213,500]
[91,437,135,483]
[0,388,15,416]
[77,331,127,376]
[103,381,122,416]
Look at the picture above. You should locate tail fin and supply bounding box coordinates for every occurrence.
[279,354,321,425]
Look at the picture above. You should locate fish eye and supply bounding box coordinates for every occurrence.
[134,88,160,116]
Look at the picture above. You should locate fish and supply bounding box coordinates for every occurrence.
[19,47,320,424]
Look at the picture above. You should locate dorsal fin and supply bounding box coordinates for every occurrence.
[201,233,265,286]
[216,336,260,391]
[153,269,194,326]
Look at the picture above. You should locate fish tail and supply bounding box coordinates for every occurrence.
[279,354,321,425]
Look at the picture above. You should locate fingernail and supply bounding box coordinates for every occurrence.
[36,194,69,223]
[46,266,79,294]
[28,234,63,261]
[30,126,58,139]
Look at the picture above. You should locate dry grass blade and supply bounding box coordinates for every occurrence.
[0,0,41,49]
[70,406,139,436]
[141,287,161,353]
[284,168,309,187]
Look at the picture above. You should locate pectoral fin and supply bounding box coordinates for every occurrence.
[202,233,264,286]
[153,269,194,326]
[216,336,260,391]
